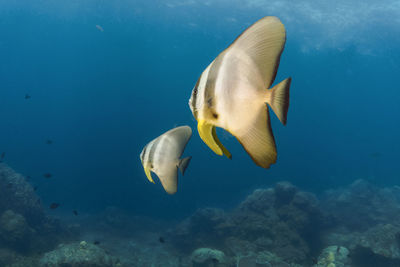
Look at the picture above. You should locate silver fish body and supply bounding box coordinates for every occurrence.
[140,126,192,194]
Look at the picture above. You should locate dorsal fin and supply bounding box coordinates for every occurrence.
[228,16,286,89]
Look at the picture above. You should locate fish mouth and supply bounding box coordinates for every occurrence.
[197,120,231,159]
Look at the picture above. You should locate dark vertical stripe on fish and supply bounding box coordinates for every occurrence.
[204,53,225,117]
[191,76,201,119]
[148,139,160,166]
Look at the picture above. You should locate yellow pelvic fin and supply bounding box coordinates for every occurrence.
[144,165,155,184]
[212,127,231,159]
[198,120,231,158]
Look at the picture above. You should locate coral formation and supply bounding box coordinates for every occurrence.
[170,182,331,265]
[39,241,118,267]
[191,247,227,266]
[315,246,350,267]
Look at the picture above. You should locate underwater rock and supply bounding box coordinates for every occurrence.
[236,250,293,267]
[170,207,228,251]
[356,223,400,259]
[0,248,18,266]
[0,248,40,266]
[0,210,31,245]
[0,163,44,226]
[275,181,298,206]
[39,241,118,267]
[0,164,76,253]
[322,179,400,231]
[238,188,276,215]
[315,246,350,267]
[191,247,227,267]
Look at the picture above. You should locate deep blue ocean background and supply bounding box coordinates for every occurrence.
[1,0,399,221]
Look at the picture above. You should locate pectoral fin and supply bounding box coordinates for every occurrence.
[198,120,231,159]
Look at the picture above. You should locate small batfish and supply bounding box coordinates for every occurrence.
[96,25,104,32]
[188,16,291,168]
[50,203,60,209]
[25,94,31,99]
[159,237,165,243]
[46,139,53,145]
[73,210,78,216]
[140,126,192,194]
[43,173,52,178]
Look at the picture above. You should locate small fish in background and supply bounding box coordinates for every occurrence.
[188,16,291,168]
[73,210,78,216]
[140,126,192,194]
[26,175,31,180]
[49,203,60,209]
[96,24,104,32]
[33,186,38,191]
[43,173,52,178]
[46,139,53,145]
[24,94,31,99]
[93,240,100,245]
[0,152,5,162]
[159,237,165,243]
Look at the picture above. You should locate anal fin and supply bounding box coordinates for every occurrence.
[231,105,277,168]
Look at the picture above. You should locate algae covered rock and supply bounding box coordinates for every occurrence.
[39,241,118,267]
[191,247,227,266]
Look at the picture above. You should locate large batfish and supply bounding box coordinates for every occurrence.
[189,16,291,168]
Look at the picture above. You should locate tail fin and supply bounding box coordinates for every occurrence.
[267,77,291,125]
[178,156,192,175]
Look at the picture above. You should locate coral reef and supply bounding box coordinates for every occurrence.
[0,163,78,264]
[3,161,400,267]
[169,182,331,266]
[321,179,400,231]
[322,179,400,265]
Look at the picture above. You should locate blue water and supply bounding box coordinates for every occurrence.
[1,0,399,220]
